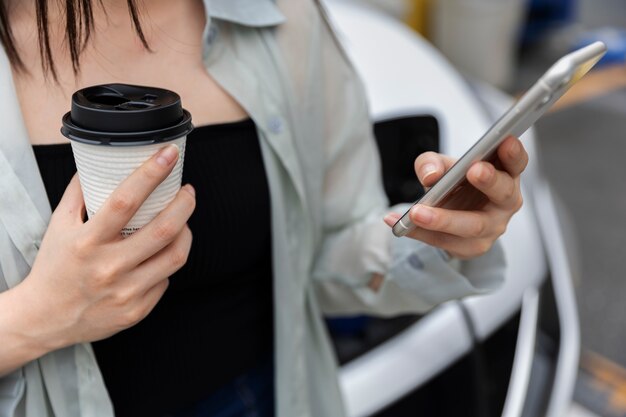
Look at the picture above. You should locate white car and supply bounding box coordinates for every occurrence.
[323,1,581,416]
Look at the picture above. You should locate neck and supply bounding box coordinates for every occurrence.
[10,0,207,74]
[12,0,206,44]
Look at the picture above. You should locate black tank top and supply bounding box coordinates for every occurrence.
[32,118,274,416]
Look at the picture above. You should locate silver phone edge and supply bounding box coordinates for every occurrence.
[390,41,606,238]
[392,217,413,237]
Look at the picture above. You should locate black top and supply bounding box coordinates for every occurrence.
[33,119,274,416]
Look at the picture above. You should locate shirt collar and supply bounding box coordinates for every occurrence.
[203,0,286,27]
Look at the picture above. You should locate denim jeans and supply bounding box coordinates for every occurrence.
[168,359,275,417]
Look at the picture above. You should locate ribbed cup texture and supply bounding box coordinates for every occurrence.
[71,137,186,236]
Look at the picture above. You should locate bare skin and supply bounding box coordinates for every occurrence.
[10,0,247,144]
[0,0,529,376]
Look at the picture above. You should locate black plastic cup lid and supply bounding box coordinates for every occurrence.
[61,84,193,146]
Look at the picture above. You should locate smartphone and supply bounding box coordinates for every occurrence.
[392,41,607,237]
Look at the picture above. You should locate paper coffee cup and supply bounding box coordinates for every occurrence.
[61,84,193,236]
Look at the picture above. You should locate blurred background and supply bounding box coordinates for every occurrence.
[353,0,626,415]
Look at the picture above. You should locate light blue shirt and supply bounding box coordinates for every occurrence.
[0,0,505,416]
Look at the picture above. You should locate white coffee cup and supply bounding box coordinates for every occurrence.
[61,84,193,236]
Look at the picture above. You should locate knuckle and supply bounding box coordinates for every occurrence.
[113,288,134,308]
[93,262,122,287]
[470,219,487,238]
[109,193,134,214]
[141,162,164,181]
[502,183,517,202]
[169,246,189,269]
[475,240,492,256]
[122,307,145,328]
[150,280,170,301]
[493,182,514,204]
[92,270,113,289]
[153,219,178,242]
[73,234,96,257]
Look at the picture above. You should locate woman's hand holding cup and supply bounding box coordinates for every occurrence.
[19,144,195,353]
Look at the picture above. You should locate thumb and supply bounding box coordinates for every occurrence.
[54,174,86,224]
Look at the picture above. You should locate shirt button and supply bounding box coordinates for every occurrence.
[268,116,284,134]
[408,253,424,270]
[207,25,218,45]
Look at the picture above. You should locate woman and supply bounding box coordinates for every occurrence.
[0,0,528,416]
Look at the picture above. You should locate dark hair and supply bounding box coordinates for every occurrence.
[0,0,149,80]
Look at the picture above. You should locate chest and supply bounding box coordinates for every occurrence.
[11,31,247,145]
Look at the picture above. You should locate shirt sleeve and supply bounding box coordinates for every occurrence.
[312,206,506,317]
[307,1,506,316]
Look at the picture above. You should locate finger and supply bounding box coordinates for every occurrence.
[496,136,528,178]
[125,279,170,329]
[414,152,456,187]
[53,174,86,225]
[405,227,493,260]
[385,210,496,258]
[141,279,169,312]
[88,144,180,240]
[383,212,401,227]
[467,162,521,208]
[407,204,494,238]
[131,226,193,291]
[120,185,196,265]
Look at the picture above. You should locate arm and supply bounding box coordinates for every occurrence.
[313,136,526,316]
[309,6,527,316]
[0,283,58,376]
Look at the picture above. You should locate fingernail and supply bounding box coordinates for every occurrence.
[183,184,196,198]
[383,214,395,225]
[420,163,438,182]
[156,144,179,167]
[411,205,433,224]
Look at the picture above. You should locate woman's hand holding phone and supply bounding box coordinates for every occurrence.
[384,137,528,259]
[384,42,605,248]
